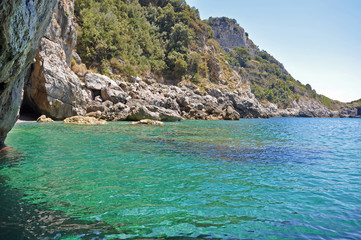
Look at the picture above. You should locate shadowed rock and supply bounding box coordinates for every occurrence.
[0,0,58,147]
[36,115,54,123]
[23,0,89,120]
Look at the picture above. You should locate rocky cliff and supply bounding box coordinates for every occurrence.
[208,17,360,117]
[1,1,360,149]
[22,0,89,120]
[0,0,57,148]
[207,17,289,75]
[20,0,272,122]
[20,1,361,123]
[207,17,257,55]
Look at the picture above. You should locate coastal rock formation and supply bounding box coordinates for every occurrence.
[208,17,361,117]
[131,119,165,126]
[37,115,54,123]
[208,17,289,75]
[84,72,118,91]
[23,0,89,120]
[64,116,107,125]
[78,78,270,121]
[0,0,57,148]
[2,0,358,150]
[208,17,251,50]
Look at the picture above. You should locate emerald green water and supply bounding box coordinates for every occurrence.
[0,118,360,239]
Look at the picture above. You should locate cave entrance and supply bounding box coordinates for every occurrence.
[357,107,361,116]
[19,99,41,121]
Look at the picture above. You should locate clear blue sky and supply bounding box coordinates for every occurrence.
[187,0,361,102]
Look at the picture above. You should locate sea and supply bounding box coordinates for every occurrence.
[0,118,360,239]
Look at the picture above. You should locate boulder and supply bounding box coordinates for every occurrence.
[227,92,267,118]
[64,116,107,125]
[131,119,164,126]
[37,115,54,123]
[111,103,131,121]
[84,72,118,90]
[86,101,107,113]
[157,108,182,122]
[127,100,181,122]
[86,111,102,119]
[224,106,241,120]
[101,87,128,104]
[128,106,159,121]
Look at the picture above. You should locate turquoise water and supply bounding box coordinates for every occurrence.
[0,118,360,239]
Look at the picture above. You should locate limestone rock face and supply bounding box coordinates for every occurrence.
[208,17,259,56]
[23,0,89,120]
[0,0,57,147]
[209,17,247,49]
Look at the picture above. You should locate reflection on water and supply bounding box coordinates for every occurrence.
[0,118,360,239]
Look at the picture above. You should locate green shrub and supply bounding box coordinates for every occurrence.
[74,0,212,78]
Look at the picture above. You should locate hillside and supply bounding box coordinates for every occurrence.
[207,17,346,110]
[72,1,357,114]
[74,0,236,84]
[19,0,360,122]
[1,0,361,148]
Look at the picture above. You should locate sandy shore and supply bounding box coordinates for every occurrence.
[16,119,36,124]
[16,115,37,124]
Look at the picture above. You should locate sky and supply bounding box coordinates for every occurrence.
[186,0,361,102]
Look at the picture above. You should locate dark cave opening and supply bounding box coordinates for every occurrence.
[19,99,41,121]
[0,82,6,93]
[357,107,361,116]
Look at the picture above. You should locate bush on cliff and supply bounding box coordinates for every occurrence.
[74,0,214,80]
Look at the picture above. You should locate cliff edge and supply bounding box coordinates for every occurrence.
[0,0,57,148]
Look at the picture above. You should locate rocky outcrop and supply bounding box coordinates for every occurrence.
[0,0,57,148]
[23,0,89,120]
[84,72,118,91]
[5,1,357,138]
[64,116,107,125]
[208,17,361,117]
[78,77,271,121]
[208,17,289,76]
[207,17,259,55]
[37,115,54,123]
[131,119,165,126]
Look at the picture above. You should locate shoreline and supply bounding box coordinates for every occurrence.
[13,116,361,126]
[16,119,37,124]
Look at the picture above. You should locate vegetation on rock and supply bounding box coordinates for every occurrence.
[74,1,354,111]
[207,17,344,110]
[74,0,217,81]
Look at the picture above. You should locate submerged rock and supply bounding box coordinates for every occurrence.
[131,119,164,126]
[37,115,54,123]
[64,116,107,125]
